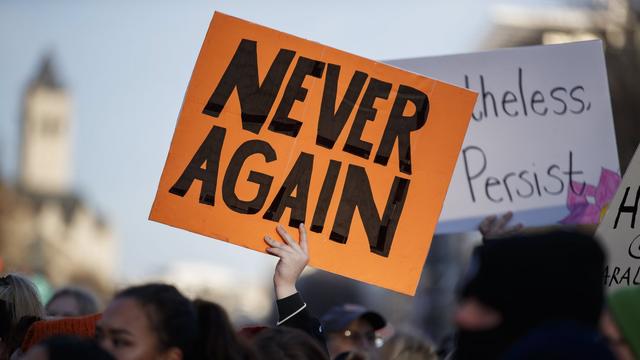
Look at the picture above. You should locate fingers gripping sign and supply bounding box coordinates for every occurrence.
[265,223,309,299]
[478,211,524,240]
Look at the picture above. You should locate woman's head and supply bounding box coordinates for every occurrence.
[46,287,99,317]
[253,327,328,360]
[192,299,255,360]
[96,284,196,360]
[0,274,45,327]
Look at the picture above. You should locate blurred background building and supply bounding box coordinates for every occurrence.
[0,55,116,300]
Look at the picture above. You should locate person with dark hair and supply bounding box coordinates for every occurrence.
[21,335,114,360]
[46,287,100,317]
[192,299,256,360]
[454,230,609,359]
[253,327,328,360]
[96,283,197,360]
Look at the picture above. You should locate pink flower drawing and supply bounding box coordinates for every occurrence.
[560,168,621,225]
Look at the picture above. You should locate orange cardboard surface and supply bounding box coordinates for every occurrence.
[150,12,477,295]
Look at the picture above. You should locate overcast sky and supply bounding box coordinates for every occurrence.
[0,0,494,282]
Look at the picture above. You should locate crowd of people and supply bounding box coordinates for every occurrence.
[0,220,638,359]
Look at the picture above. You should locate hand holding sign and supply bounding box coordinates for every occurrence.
[265,223,309,300]
[478,211,523,240]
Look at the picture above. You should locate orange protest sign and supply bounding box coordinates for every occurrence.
[149,12,477,295]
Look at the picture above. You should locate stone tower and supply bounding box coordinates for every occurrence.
[0,54,117,298]
[20,55,72,194]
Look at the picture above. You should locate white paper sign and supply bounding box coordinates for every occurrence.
[596,144,640,290]
[387,40,620,233]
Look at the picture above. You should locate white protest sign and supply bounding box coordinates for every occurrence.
[596,144,640,290]
[387,40,620,233]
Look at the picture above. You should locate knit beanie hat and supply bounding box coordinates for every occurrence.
[21,313,101,352]
[461,230,605,335]
[608,286,640,359]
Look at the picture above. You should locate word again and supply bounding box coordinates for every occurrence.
[168,126,409,257]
